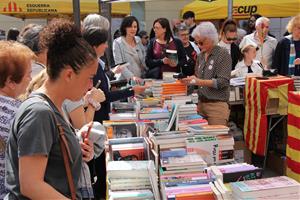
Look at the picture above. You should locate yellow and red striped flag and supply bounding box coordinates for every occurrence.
[287,91,300,182]
[244,76,293,155]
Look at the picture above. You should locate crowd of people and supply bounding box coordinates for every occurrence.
[0,10,299,200]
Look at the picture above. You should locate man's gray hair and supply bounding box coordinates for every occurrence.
[191,22,218,45]
[255,17,270,27]
[82,14,110,31]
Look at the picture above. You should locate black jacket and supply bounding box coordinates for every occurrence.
[272,38,290,75]
[93,60,134,123]
[231,43,240,70]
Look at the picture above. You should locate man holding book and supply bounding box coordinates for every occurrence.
[181,22,231,126]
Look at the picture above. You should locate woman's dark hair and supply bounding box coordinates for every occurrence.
[120,16,139,37]
[220,19,237,35]
[17,25,44,54]
[6,28,19,41]
[153,18,173,43]
[39,18,97,80]
[83,27,108,47]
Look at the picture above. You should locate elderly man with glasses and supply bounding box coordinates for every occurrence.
[181,22,232,126]
[240,16,277,69]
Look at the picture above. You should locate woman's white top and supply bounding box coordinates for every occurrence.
[231,59,263,77]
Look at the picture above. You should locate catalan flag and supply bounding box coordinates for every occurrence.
[244,76,293,156]
[287,91,300,182]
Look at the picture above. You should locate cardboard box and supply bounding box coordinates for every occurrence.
[234,141,252,164]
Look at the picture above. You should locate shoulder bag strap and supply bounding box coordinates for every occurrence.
[30,94,76,200]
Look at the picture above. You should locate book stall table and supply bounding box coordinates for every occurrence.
[287,91,300,182]
[243,76,294,160]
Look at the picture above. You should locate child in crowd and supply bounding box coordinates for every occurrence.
[231,38,264,77]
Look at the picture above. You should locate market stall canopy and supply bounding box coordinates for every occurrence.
[182,0,300,20]
[0,0,131,18]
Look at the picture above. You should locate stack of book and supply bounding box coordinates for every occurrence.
[160,150,207,176]
[230,77,245,86]
[109,112,137,121]
[210,179,232,200]
[188,124,229,136]
[111,102,136,113]
[177,104,198,119]
[103,121,138,139]
[163,96,193,108]
[107,160,159,200]
[151,80,164,98]
[161,179,215,200]
[108,137,150,161]
[161,81,187,98]
[208,163,263,183]
[178,114,208,131]
[186,135,234,165]
[230,176,300,200]
[139,107,170,120]
[292,76,300,91]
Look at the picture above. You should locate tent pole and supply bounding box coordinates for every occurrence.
[73,0,81,28]
[228,0,233,19]
[99,0,113,68]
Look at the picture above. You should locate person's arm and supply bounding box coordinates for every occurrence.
[19,156,69,200]
[145,39,164,69]
[112,38,124,64]
[175,38,187,72]
[182,49,231,89]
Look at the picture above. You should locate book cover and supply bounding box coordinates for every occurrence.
[166,49,178,65]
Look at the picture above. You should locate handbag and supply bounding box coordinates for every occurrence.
[33,94,77,200]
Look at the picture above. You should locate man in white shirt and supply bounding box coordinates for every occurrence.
[240,17,277,69]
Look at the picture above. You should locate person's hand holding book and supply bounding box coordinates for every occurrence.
[181,75,199,85]
[163,57,177,67]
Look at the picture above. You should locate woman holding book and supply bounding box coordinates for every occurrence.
[113,16,147,80]
[145,18,186,79]
[5,19,94,199]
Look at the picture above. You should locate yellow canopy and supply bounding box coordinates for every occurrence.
[182,0,300,20]
[0,0,131,18]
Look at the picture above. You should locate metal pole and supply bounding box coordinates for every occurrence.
[228,0,233,19]
[99,0,113,67]
[73,0,81,28]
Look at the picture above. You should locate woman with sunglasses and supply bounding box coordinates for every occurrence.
[219,19,240,70]
[181,22,231,126]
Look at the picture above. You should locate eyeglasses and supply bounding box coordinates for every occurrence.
[195,38,206,46]
[142,36,149,39]
[179,33,189,37]
[226,37,237,41]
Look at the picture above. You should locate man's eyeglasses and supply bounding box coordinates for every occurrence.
[142,36,149,39]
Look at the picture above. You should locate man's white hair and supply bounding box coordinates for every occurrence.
[255,17,270,27]
[191,22,218,45]
[82,14,110,31]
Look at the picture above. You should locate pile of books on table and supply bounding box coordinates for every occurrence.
[230,176,300,200]
[107,160,159,200]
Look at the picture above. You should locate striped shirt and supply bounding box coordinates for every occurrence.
[196,45,232,102]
